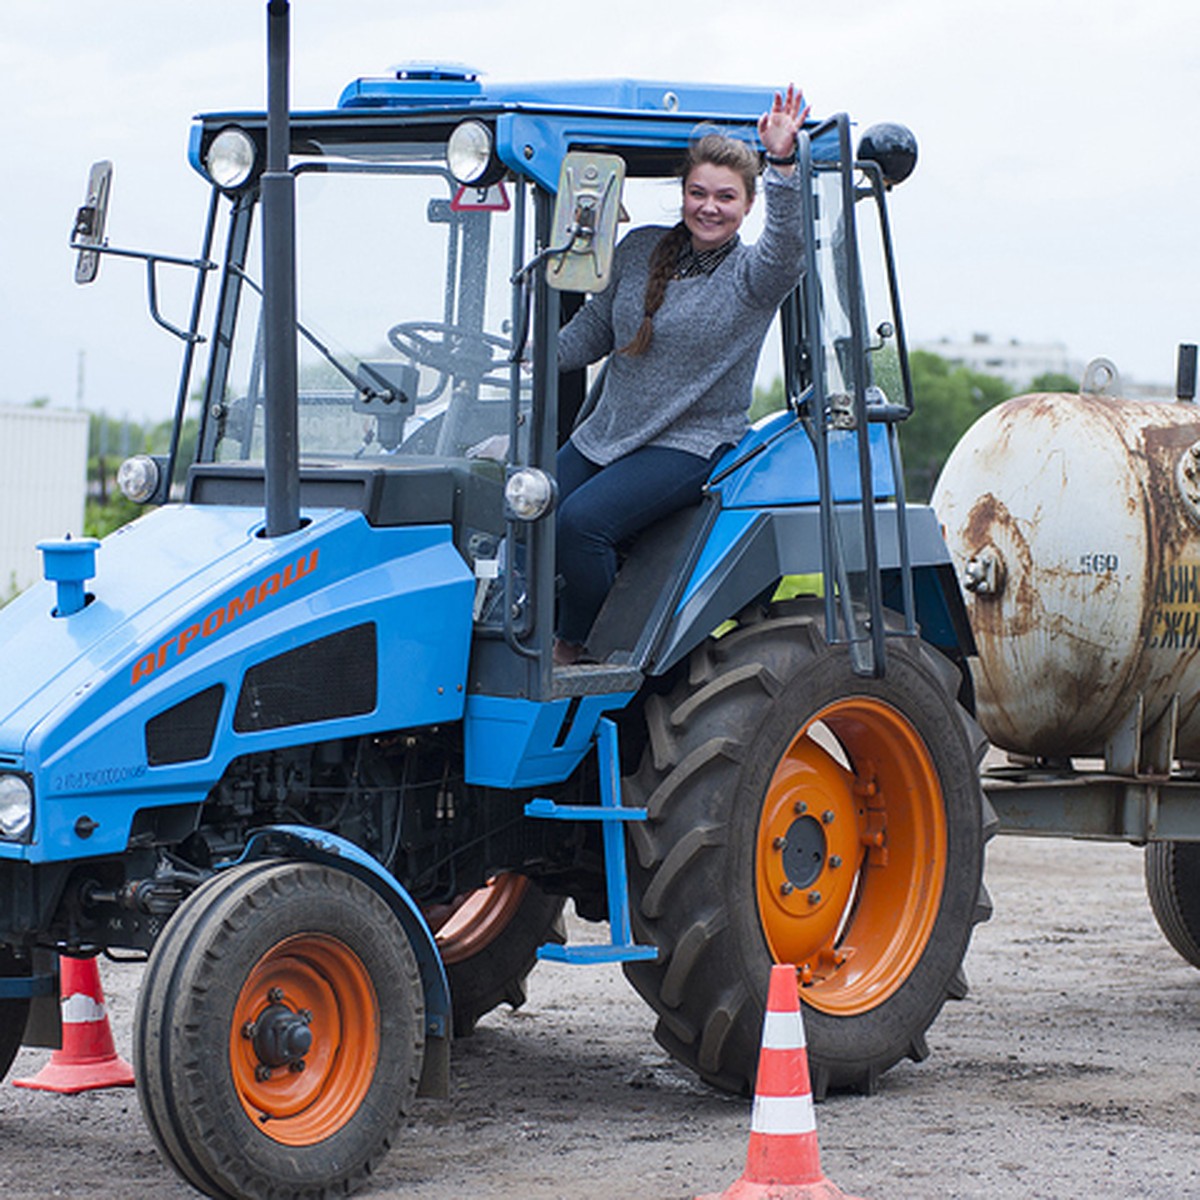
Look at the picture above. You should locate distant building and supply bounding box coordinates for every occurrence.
[915,333,1081,391]
[0,406,89,600]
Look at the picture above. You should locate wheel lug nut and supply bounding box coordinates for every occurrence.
[298,1009,312,1024]
[780,881,795,896]
[772,836,787,851]
[267,987,284,1004]
[289,1059,306,1073]
[794,801,808,815]
[808,890,822,905]
[829,855,842,869]
[822,810,835,824]
[241,1021,257,1040]
[255,1065,272,1082]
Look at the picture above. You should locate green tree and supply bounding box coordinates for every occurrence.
[1029,370,1079,394]
[749,376,786,423]
[85,493,144,539]
[899,351,1012,500]
[749,352,1014,500]
[83,410,200,538]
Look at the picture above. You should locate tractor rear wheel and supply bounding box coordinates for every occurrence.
[624,605,992,1096]
[0,946,30,1082]
[135,860,424,1199]
[1145,841,1200,968]
[426,874,565,1036]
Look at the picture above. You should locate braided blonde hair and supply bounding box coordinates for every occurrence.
[620,131,760,356]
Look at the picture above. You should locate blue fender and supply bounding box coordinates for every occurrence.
[233,824,451,1098]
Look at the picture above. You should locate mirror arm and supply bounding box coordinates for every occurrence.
[68,236,216,275]
[145,257,207,345]
[508,227,585,363]
[68,236,217,345]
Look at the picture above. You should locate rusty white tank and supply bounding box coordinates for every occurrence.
[932,390,1200,763]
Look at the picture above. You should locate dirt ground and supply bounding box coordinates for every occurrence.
[1,833,1197,1200]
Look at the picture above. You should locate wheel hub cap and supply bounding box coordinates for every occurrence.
[780,815,827,889]
[251,1002,313,1069]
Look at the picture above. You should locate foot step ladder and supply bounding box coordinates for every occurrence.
[524,717,657,964]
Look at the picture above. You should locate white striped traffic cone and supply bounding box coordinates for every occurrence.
[13,955,134,1094]
[695,963,866,1200]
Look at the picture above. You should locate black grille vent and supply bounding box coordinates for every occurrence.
[145,685,225,766]
[234,623,377,733]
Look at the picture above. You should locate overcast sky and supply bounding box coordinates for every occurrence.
[2,0,1197,422]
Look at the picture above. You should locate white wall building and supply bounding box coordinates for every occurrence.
[915,333,1081,390]
[0,406,89,600]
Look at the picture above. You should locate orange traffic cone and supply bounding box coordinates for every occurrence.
[696,964,867,1200]
[13,955,135,1094]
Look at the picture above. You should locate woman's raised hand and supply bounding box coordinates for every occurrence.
[758,84,810,161]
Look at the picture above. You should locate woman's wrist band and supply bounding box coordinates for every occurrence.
[764,150,797,166]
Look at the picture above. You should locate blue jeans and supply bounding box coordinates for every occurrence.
[555,439,720,645]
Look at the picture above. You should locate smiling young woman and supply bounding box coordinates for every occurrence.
[552,85,810,664]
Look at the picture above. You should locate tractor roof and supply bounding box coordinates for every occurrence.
[191,64,828,191]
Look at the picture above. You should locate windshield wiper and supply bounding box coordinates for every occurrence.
[230,264,399,403]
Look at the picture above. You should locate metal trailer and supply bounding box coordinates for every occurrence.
[934,351,1200,975]
[0,5,990,1196]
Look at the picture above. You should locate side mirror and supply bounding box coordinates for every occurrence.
[73,160,113,285]
[545,152,625,293]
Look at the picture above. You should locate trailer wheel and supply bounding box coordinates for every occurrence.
[1145,841,1200,968]
[0,946,30,1082]
[135,860,424,1199]
[624,605,991,1097]
[426,874,566,1036]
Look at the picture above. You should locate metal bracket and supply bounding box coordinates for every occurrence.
[1105,693,1178,778]
[0,973,55,1000]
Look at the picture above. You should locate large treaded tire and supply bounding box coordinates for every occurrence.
[135,860,424,1200]
[428,875,566,1037]
[1145,841,1200,968]
[623,604,992,1097]
[0,946,30,1083]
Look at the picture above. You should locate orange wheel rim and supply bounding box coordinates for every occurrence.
[756,697,946,1015]
[230,933,379,1146]
[426,874,529,965]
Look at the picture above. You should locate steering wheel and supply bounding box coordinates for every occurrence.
[386,321,511,403]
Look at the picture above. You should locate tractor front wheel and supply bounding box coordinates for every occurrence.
[624,605,992,1096]
[0,946,30,1082]
[135,860,424,1199]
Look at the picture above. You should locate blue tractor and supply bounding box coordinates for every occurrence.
[0,6,989,1196]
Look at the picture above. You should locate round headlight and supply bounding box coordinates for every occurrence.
[0,775,33,840]
[505,467,556,521]
[206,127,257,190]
[117,455,161,504]
[447,120,496,185]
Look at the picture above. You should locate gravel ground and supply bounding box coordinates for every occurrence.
[1,833,1197,1199]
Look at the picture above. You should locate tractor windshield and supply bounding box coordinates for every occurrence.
[210,153,530,465]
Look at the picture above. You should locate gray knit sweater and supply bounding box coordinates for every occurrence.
[558,167,805,465]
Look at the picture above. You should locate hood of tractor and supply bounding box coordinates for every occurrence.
[0,503,473,861]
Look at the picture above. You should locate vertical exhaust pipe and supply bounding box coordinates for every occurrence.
[262,0,301,535]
